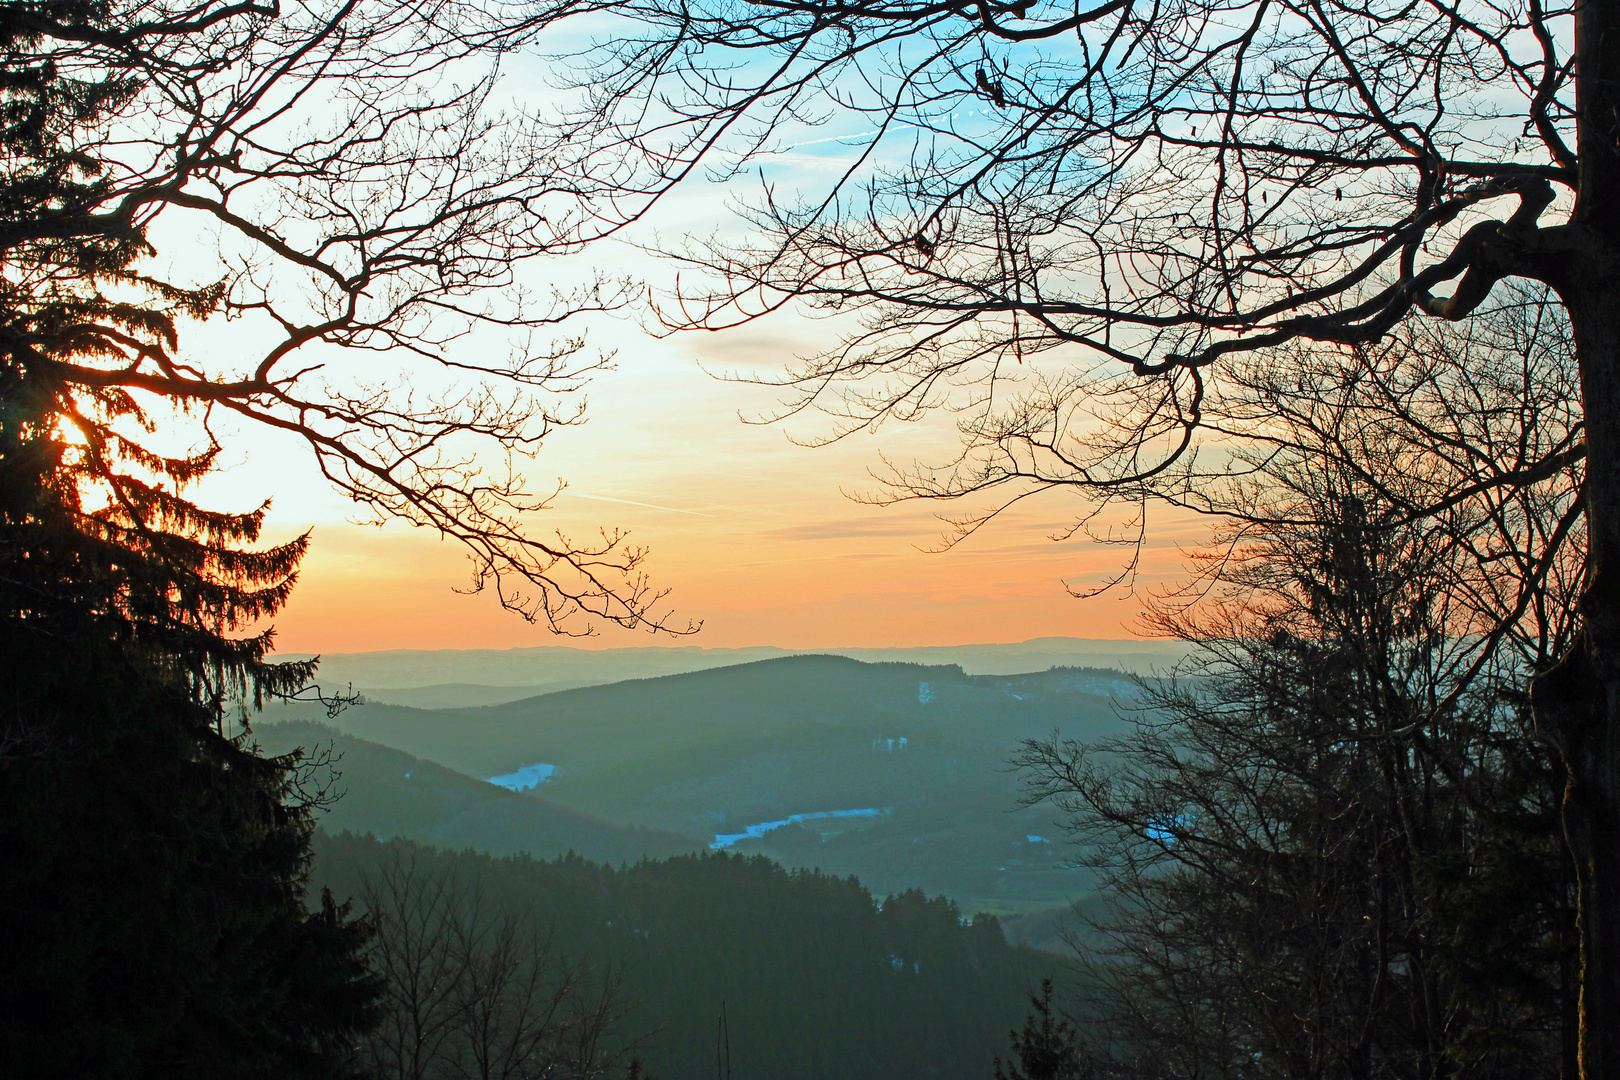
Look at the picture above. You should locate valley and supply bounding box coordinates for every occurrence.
[261,652,1148,913]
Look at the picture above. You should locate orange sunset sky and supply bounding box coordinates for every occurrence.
[163,79,1211,655]
[198,306,1209,655]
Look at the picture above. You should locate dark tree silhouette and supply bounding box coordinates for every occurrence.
[994,978,1093,1080]
[1,10,392,1073]
[1018,477,1577,1080]
[565,0,1617,1067]
[0,1,701,1074]
[2,0,691,635]
[357,849,641,1080]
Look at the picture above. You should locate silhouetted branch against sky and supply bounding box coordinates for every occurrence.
[10,0,703,635]
[561,3,1620,1071]
[11,0,1587,631]
[568,0,1582,551]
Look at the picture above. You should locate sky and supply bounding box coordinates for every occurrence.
[216,324,1208,654]
[169,36,1214,656]
[190,265,1210,653]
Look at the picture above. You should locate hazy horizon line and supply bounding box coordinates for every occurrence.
[271,635,1187,660]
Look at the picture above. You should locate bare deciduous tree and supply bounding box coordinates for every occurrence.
[1162,288,1585,696]
[993,304,1582,1079]
[360,849,641,1080]
[6,0,693,635]
[1019,481,1576,1080]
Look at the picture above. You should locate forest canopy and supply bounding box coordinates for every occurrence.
[311,832,1054,1080]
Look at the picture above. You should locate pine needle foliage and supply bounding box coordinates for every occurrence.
[1,4,380,1076]
[994,978,1094,1080]
[1,0,312,707]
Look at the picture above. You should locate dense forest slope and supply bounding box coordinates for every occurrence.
[270,656,1137,906]
[311,832,1058,1080]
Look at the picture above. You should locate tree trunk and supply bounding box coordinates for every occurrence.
[1535,271,1620,1080]
[1529,3,1620,1075]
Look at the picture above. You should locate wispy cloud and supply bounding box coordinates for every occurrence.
[766,517,929,541]
[568,492,715,517]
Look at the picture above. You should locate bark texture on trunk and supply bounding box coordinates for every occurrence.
[1536,272,1620,1080]
[1530,3,1620,1075]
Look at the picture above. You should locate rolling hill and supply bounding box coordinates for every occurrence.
[266,656,1139,906]
[254,719,701,863]
[275,637,1186,708]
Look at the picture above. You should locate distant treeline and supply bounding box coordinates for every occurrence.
[311,832,1056,1080]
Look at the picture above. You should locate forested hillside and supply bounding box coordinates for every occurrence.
[269,656,1136,907]
[312,832,1057,1080]
[256,721,701,863]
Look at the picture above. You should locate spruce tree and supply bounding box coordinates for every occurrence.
[993,978,1093,1080]
[1,4,379,1076]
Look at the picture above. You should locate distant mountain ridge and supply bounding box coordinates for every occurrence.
[274,636,1188,708]
[266,654,1137,907]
